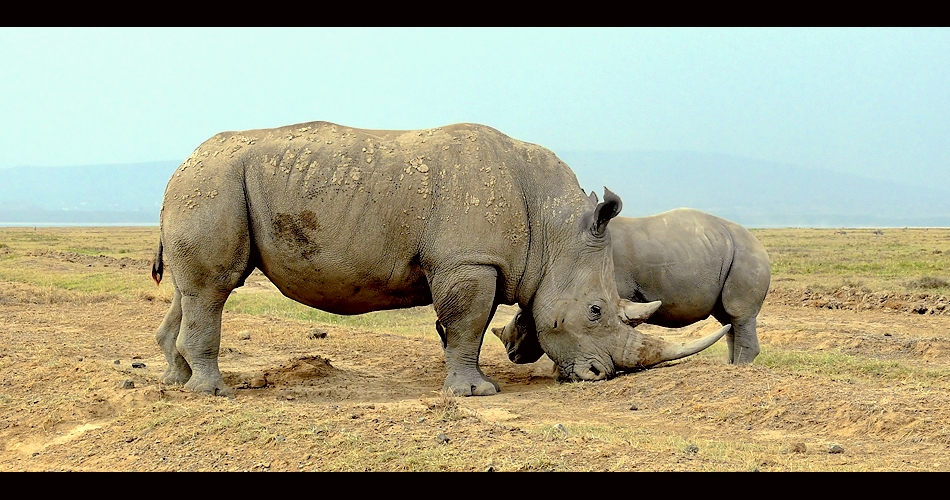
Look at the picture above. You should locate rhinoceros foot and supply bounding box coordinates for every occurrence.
[730,345,760,365]
[444,371,500,396]
[185,374,235,398]
[161,365,192,386]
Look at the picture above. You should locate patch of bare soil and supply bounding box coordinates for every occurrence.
[1,254,950,470]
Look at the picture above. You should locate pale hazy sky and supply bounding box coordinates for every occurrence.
[2,28,948,189]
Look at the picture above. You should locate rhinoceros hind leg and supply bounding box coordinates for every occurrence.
[155,283,191,385]
[176,293,234,397]
[430,265,502,396]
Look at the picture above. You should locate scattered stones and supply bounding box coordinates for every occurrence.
[121,379,134,389]
[554,423,568,436]
[628,403,639,411]
[684,443,699,455]
[791,442,807,453]
[131,362,146,369]
[307,329,328,340]
[113,360,120,365]
[827,443,845,454]
[436,433,449,444]
[417,417,426,423]
[239,331,252,341]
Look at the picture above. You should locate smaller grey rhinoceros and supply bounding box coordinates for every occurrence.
[493,205,770,366]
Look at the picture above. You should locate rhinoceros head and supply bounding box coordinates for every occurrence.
[519,188,728,381]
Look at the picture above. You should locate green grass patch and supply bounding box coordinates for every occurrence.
[64,246,114,256]
[0,227,160,261]
[752,228,950,294]
[905,275,950,291]
[0,262,152,295]
[756,348,950,388]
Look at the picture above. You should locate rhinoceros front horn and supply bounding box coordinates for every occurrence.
[614,324,731,370]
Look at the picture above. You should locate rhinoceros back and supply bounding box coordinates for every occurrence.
[160,122,586,314]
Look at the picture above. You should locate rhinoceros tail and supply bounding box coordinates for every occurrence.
[151,239,164,286]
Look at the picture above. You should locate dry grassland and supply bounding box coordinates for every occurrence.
[1,226,950,471]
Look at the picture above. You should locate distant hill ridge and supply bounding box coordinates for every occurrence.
[0,161,177,224]
[1,153,948,227]
[560,151,950,228]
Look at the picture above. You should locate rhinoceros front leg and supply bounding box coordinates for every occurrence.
[429,265,501,396]
[727,316,761,365]
[176,292,233,397]
[155,282,191,385]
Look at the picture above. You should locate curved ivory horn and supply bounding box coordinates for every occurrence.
[619,300,662,326]
[614,324,731,370]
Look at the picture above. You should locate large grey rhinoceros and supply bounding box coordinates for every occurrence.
[493,206,770,366]
[150,121,728,397]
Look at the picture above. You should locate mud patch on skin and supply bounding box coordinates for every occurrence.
[273,211,323,259]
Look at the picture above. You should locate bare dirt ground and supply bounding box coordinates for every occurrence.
[2,244,950,471]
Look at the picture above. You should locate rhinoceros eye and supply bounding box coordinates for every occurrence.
[588,304,602,321]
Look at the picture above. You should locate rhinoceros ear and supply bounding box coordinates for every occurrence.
[590,188,622,238]
[588,191,598,206]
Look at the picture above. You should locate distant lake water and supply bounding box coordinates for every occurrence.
[0,222,159,227]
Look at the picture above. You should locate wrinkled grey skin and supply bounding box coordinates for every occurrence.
[493,207,771,365]
[151,121,695,397]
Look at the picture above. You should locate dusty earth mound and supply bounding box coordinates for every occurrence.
[768,286,950,316]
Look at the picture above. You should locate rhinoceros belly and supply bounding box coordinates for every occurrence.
[255,237,433,315]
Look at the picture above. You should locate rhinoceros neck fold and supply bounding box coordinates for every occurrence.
[509,154,593,307]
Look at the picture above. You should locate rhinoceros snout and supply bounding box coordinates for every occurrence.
[562,359,612,382]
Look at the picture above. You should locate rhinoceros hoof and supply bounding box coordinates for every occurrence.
[731,347,760,365]
[185,377,235,398]
[161,367,192,386]
[444,373,500,396]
